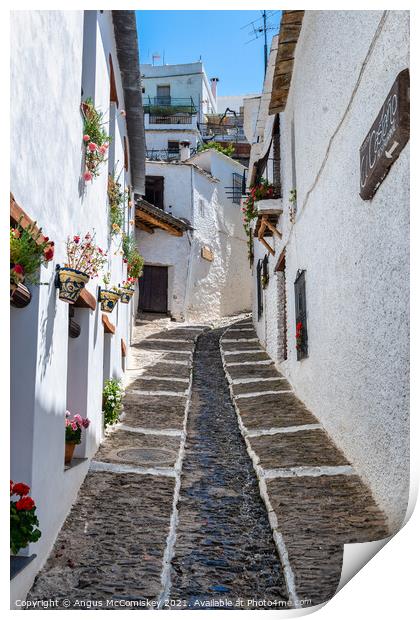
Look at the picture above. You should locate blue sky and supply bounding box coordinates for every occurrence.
[135,11,281,97]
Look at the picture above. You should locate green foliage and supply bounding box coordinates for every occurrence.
[82,99,111,179]
[10,503,41,555]
[108,174,127,236]
[122,233,144,279]
[198,141,235,157]
[10,218,54,285]
[103,379,124,427]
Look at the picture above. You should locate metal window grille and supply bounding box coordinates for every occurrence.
[294,270,308,360]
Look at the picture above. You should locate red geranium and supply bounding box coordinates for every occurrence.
[12,482,30,497]
[15,496,35,511]
[43,245,54,261]
[12,264,24,275]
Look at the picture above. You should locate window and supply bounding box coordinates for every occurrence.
[294,270,308,360]
[256,259,263,320]
[198,198,205,217]
[232,173,243,205]
[157,85,170,104]
[276,249,287,361]
[145,176,164,209]
[168,141,180,159]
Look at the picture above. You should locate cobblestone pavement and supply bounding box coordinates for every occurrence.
[220,318,390,607]
[27,313,389,611]
[169,328,288,610]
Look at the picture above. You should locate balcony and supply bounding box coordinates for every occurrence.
[143,97,197,115]
[146,148,197,162]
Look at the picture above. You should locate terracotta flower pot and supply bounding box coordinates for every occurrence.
[119,287,135,304]
[100,289,120,313]
[64,442,76,465]
[58,267,90,304]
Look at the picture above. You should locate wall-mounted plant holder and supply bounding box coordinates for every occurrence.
[119,287,135,304]
[10,283,32,308]
[55,264,89,305]
[98,287,120,313]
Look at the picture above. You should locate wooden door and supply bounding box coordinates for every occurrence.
[138,266,168,313]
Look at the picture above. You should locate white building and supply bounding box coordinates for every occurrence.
[10,10,145,602]
[141,61,217,158]
[245,10,409,532]
[135,147,251,321]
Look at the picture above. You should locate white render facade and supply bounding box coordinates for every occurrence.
[10,10,144,602]
[246,10,409,532]
[137,149,251,321]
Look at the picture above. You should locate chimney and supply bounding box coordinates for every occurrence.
[179,141,191,161]
[210,77,219,100]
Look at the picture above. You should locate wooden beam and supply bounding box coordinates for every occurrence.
[74,287,97,311]
[275,248,286,272]
[259,236,275,256]
[138,222,155,234]
[136,209,183,237]
[102,313,115,334]
[258,217,268,240]
[264,219,282,239]
[10,193,44,244]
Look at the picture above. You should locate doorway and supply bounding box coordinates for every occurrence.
[138,265,168,314]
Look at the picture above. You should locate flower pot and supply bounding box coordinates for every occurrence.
[119,288,135,304]
[58,267,90,304]
[64,442,77,465]
[100,289,120,313]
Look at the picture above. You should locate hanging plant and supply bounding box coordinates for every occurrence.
[99,272,121,313]
[241,179,274,266]
[122,233,144,279]
[119,277,136,303]
[10,481,41,555]
[10,218,54,294]
[108,173,127,236]
[57,233,107,303]
[81,99,111,182]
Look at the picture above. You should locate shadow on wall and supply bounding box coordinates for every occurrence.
[39,275,58,379]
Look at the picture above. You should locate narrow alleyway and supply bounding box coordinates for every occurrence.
[169,329,288,608]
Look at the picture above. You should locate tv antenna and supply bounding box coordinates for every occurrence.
[242,10,280,75]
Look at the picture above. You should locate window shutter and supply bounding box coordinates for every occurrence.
[257,259,263,320]
[294,270,308,360]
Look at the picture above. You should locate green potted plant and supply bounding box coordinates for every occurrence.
[81,98,111,182]
[103,379,124,427]
[108,172,127,237]
[10,219,54,297]
[58,233,107,304]
[10,481,41,556]
[99,272,121,313]
[119,277,136,303]
[65,411,90,465]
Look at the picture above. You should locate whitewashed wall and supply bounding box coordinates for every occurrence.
[138,153,251,321]
[250,10,409,531]
[10,10,138,602]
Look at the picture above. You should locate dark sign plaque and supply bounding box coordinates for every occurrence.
[359,69,410,200]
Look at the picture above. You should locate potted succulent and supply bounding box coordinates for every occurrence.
[10,219,54,297]
[10,481,41,556]
[99,272,121,313]
[81,99,110,182]
[58,233,107,304]
[119,277,136,303]
[65,411,90,465]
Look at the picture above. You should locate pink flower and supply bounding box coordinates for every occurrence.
[74,414,83,425]
[88,142,98,152]
[83,171,93,182]
[99,145,107,155]
[83,134,90,142]
[82,419,90,429]
[71,422,78,431]
[85,233,91,240]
